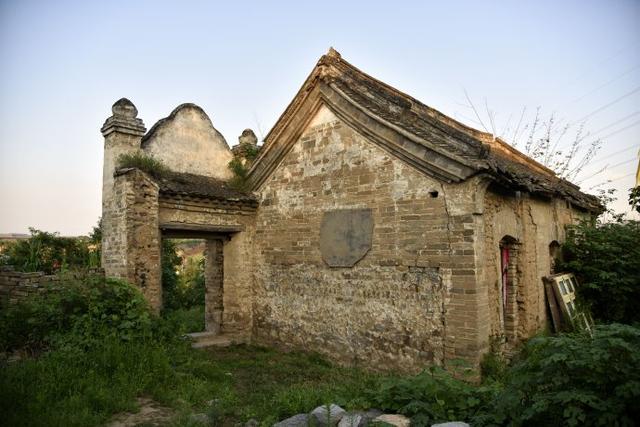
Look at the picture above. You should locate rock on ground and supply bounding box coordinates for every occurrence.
[338,413,364,427]
[190,413,209,424]
[431,423,470,427]
[373,414,411,427]
[311,404,347,426]
[273,413,310,427]
[106,397,175,427]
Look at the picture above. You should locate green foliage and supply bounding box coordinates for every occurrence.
[368,325,640,427]
[0,338,382,426]
[228,157,251,191]
[629,186,640,214]
[243,144,260,161]
[558,219,640,323]
[116,152,170,179]
[163,306,205,334]
[1,228,98,273]
[477,324,640,426]
[479,337,508,383]
[161,239,183,310]
[175,257,206,310]
[0,337,206,427]
[162,240,205,312]
[0,275,153,353]
[368,364,498,426]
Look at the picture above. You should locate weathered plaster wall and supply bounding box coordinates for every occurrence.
[252,106,484,372]
[482,188,586,343]
[142,104,233,180]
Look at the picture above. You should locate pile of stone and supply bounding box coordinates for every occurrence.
[272,404,471,427]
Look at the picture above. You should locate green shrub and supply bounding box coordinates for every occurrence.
[163,306,205,334]
[476,324,640,426]
[228,157,251,191]
[162,241,205,312]
[1,228,98,273]
[0,275,153,353]
[558,219,640,324]
[116,152,170,179]
[368,364,499,426]
[161,239,183,310]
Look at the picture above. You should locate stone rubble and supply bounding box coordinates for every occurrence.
[271,404,434,427]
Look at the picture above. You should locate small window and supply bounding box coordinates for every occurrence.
[429,191,439,198]
[559,281,567,295]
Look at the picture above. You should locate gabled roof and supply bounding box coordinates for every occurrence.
[248,48,601,212]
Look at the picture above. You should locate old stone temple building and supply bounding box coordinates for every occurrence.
[100,48,600,371]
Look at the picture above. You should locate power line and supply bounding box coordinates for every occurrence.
[575,86,640,123]
[588,144,640,166]
[552,43,638,94]
[598,119,640,141]
[590,111,639,136]
[579,158,637,182]
[569,64,640,105]
[588,172,636,190]
[559,118,640,151]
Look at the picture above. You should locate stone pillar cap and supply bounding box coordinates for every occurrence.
[101,98,146,137]
[238,129,258,146]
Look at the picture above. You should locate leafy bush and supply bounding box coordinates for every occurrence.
[558,219,640,323]
[161,239,183,310]
[163,306,205,334]
[0,275,153,353]
[162,241,205,312]
[116,152,170,179]
[368,364,499,426]
[478,324,640,426]
[1,228,98,273]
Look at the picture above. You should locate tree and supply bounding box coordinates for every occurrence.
[629,186,640,214]
[558,214,640,324]
[461,94,602,182]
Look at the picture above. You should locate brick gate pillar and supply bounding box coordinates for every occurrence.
[205,239,224,334]
[109,168,162,312]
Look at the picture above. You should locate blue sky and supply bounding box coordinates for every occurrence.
[1,0,638,235]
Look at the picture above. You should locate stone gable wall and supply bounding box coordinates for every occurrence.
[252,107,485,372]
[142,105,233,180]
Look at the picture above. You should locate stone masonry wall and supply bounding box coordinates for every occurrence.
[252,106,485,372]
[104,169,162,311]
[0,267,104,305]
[204,239,224,334]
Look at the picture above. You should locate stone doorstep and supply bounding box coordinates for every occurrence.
[187,331,250,349]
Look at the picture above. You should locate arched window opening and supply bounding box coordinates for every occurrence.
[549,241,561,274]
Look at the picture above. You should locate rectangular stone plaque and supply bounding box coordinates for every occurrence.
[320,208,373,267]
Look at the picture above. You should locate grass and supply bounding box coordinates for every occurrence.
[0,339,386,427]
[163,305,206,334]
[199,345,382,424]
[117,152,171,179]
